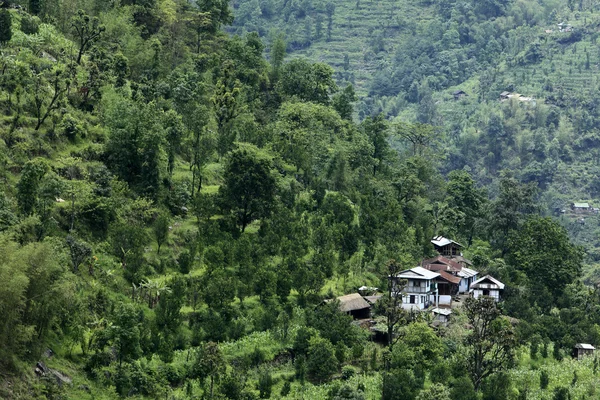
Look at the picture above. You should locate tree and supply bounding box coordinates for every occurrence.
[153,212,170,254]
[277,58,337,104]
[489,172,538,255]
[213,62,242,157]
[416,383,451,400]
[219,149,276,232]
[16,158,48,216]
[464,296,516,391]
[376,259,409,350]
[0,9,11,44]
[32,66,69,131]
[192,342,225,399]
[361,114,391,176]
[507,216,583,300]
[396,122,439,156]
[333,84,357,120]
[28,0,41,15]
[71,10,105,64]
[269,33,286,82]
[325,1,335,41]
[110,303,143,366]
[66,235,92,273]
[444,170,486,245]
[307,336,338,383]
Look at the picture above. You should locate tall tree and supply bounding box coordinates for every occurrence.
[376,259,408,351]
[0,9,11,44]
[489,172,538,255]
[464,297,516,391]
[219,148,276,232]
[507,216,583,300]
[70,10,105,64]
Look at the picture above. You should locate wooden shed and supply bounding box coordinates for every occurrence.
[573,343,595,360]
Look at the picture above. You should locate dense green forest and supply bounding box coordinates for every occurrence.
[2,0,600,399]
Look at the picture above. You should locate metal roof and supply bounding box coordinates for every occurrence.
[432,308,452,316]
[431,236,463,248]
[422,256,463,273]
[397,267,440,280]
[437,270,462,285]
[574,343,595,350]
[471,275,505,290]
[573,202,590,208]
[457,267,478,278]
[336,293,371,312]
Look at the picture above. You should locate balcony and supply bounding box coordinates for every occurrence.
[403,284,436,294]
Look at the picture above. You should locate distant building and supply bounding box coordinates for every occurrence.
[573,343,595,360]
[333,293,372,319]
[471,275,505,302]
[394,267,440,311]
[453,90,467,100]
[431,236,463,257]
[431,308,452,327]
[422,255,478,294]
[571,202,591,213]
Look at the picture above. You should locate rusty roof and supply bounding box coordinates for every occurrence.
[436,270,462,285]
[422,255,463,272]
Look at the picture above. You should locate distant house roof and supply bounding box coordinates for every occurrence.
[432,308,452,316]
[452,255,473,265]
[437,270,462,285]
[573,202,590,208]
[396,267,440,280]
[453,90,467,96]
[336,293,371,313]
[471,275,505,290]
[500,91,510,96]
[457,267,478,279]
[422,255,463,273]
[431,236,463,248]
[364,295,382,305]
[574,343,595,350]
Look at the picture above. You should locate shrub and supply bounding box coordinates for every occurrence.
[540,369,549,389]
[341,365,356,380]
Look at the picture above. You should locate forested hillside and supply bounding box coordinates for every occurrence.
[2,0,600,399]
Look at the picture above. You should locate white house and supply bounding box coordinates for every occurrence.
[431,236,463,257]
[395,267,440,310]
[471,275,505,302]
[422,255,478,294]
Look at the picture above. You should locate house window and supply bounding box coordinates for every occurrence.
[413,281,421,287]
[483,289,490,296]
[410,295,416,304]
[421,296,425,304]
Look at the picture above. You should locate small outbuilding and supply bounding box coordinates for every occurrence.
[335,293,372,319]
[431,308,452,326]
[453,90,467,100]
[573,343,595,360]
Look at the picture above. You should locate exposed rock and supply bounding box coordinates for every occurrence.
[50,369,72,386]
[43,349,54,358]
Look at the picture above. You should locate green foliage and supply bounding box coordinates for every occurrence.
[307,336,338,383]
[219,148,276,232]
[508,216,583,299]
[0,9,11,44]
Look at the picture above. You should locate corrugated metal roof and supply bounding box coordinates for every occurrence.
[457,267,478,278]
[432,308,452,316]
[574,202,590,208]
[437,270,462,285]
[575,343,595,350]
[422,256,463,272]
[471,275,505,290]
[397,267,440,280]
[431,236,463,248]
[336,293,371,312]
